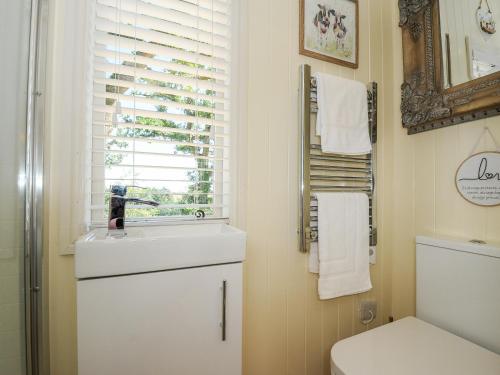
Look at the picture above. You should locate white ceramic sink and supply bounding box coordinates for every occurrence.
[75,223,246,279]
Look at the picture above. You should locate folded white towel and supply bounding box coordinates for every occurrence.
[308,198,319,273]
[315,73,372,155]
[309,242,319,274]
[311,192,372,300]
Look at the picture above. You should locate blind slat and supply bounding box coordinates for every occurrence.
[91,178,222,183]
[93,135,229,150]
[93,92,229,116]
[92,191,230,196]
[94,48,228,81]
[97,0,230,27]
[94,31,229,69]
[95,5,229,47]
[156,0,230,15]
[93,62,229,92]
[91,204,228,210]
[93,121,230,138]
[92,149,228,163]
[95,17,230,60]
[94,77,229,105]
[93,164,229,173]
[93,105,228,127]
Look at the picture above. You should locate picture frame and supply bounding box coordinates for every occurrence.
[300,0,359,69]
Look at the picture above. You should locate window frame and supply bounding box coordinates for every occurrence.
[84,0,242,229]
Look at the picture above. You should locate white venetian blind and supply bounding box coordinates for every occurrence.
[90,0,232,225]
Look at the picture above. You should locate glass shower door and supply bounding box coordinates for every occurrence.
[0,0,40,374]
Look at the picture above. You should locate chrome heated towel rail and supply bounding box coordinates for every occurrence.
[299,64,378,253]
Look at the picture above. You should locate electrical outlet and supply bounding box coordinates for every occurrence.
[359,300,377,325]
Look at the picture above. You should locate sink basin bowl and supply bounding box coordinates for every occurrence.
[75,223,246,279]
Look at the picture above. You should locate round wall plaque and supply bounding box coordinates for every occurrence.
[455,152,500,207]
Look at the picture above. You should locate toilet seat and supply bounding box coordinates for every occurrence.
[331,317,500,375]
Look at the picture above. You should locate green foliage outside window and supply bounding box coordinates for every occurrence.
[102,51,222,218]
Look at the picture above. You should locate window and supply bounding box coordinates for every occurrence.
[90,0,232,225]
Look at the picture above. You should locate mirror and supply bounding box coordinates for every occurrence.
[399,0,500,134]
[440,0,500,87]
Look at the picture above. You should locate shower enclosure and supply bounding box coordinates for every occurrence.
[0,0,47,374]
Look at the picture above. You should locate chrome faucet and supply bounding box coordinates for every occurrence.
[108,185,160,231]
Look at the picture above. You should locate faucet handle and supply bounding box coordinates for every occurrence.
[110,185,149,197]
[111,185,128,197]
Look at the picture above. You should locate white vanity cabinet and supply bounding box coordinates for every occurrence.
[77,263,242,375]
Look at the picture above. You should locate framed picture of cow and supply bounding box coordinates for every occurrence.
[300,0,359,68]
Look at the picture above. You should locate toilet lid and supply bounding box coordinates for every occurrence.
[331,317,500,375]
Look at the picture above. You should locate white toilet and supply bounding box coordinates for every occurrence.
[331,235,500,375]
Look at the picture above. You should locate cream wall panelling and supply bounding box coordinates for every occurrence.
[244,0,389,374]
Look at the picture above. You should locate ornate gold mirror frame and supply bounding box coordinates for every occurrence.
[399,0,500,134]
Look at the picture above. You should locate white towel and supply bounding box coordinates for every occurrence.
[309,242,319,274]
[310,192,372,300]
[308,198,319,273]
[315,73,372,155]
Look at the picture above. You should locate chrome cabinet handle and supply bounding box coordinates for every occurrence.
[221,280,227,341]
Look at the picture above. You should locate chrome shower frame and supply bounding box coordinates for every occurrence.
[25,0,48,373]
